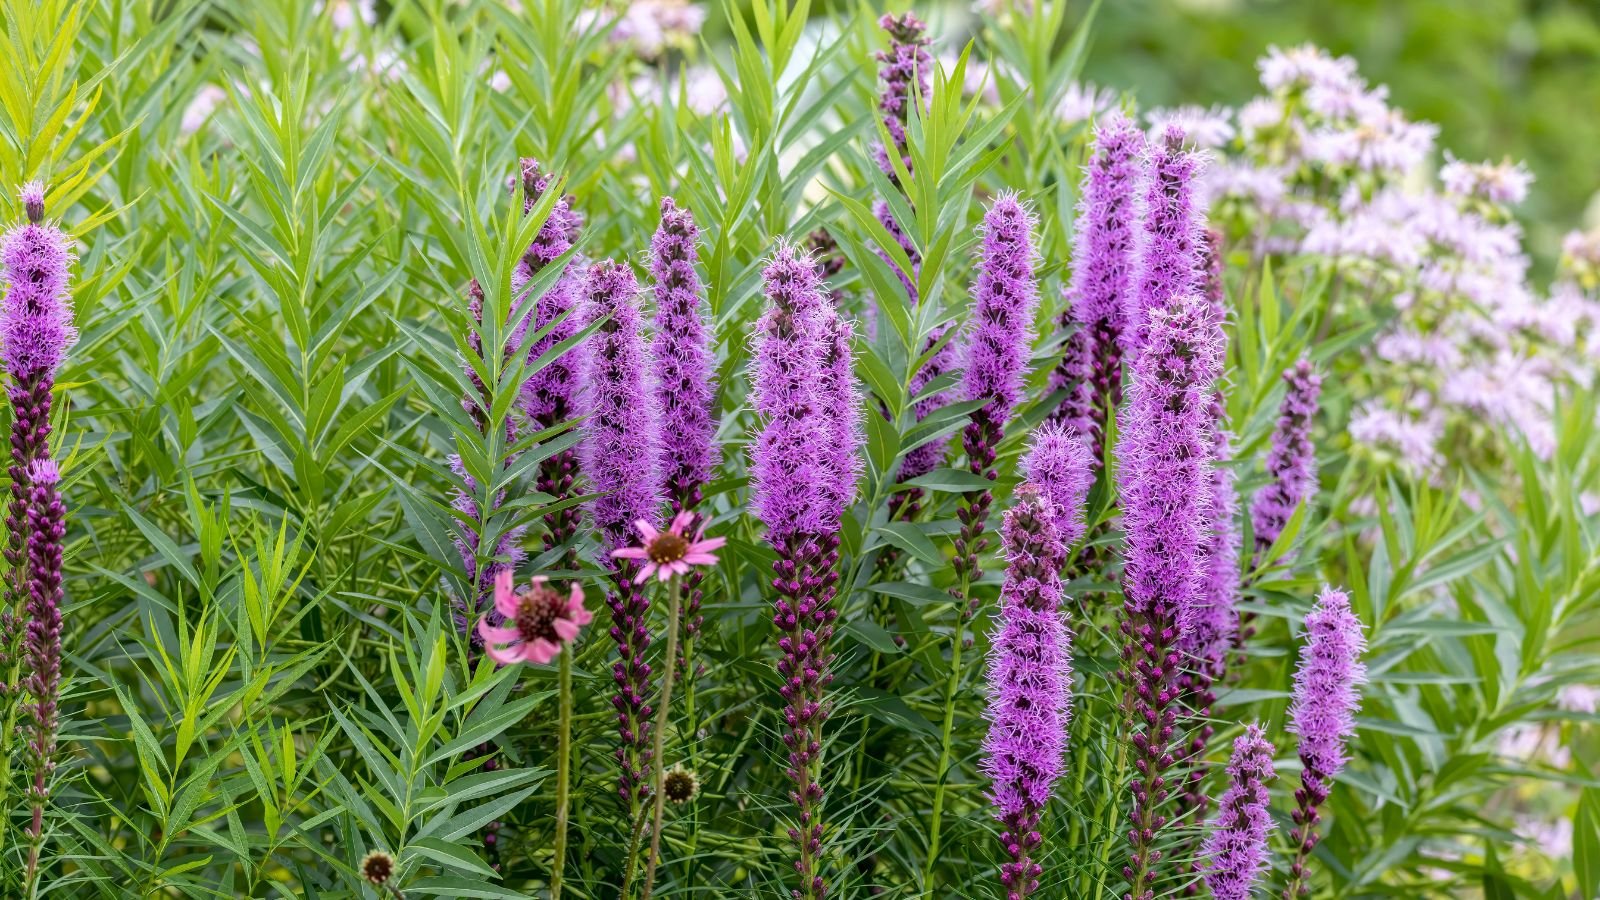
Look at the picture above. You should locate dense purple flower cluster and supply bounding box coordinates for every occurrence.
[1020,422,1094,548]
[1286,587,1367,896]
[1251,358,1322,555]
[750,242,862,900]
[1052,113,1144,456]
[1115,292,1225,900]
[581,259,664,811]
[1201,725,1277,900]
[981,485,1073,900]
[1126,127,1205,358]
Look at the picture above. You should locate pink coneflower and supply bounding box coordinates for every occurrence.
[475,570,593,666]
[611,510,726,584]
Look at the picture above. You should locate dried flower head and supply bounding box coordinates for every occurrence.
[359,849,395,885]
[663,765,699,804]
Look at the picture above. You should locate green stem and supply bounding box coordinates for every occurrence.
[921,567,974,899]
[550,649,574,900]
[641,578,683,900]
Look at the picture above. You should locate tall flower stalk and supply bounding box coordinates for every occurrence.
[1051,112,1145,456]
[1285,587,1366,898]
[1125,126,1204,359]
[0,184,75,880]
[580,259,663,897]
[926,194,1040,894]
[1250,358,1321,558]
[1201,724,1277,900]
[649,197,718,681]
[1116,293,1224,900]
[750,242,862,900]
[980,429,1091,898]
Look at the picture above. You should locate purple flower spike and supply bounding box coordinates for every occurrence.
[20,457,64,880]
[1,189,77,381]
[964,193,1041,427]
[1285,587,1367,897]
[982,485,1075,900]
[1250,358,1321,556]
[1125,126,1205,358]
[750,240,860,900]
[1021,423,1094,549]
[650,197,719,671]
[1201,724,1277,900]
[1052,114,1144,456]
[650,197,720,513]
[1115,292,1225,900]
[581,259,664,813]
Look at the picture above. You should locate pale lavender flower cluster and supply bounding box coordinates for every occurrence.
[1200,725,1277,900]
[1250,358,1321,555]
[1286,587,1367,896]
[750,242,863,900]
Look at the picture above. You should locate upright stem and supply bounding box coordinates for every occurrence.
[550,650,574,900]
[921,584,967,900]
[641,578,682,900]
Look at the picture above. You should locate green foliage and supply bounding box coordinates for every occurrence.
[0,0,1593,897]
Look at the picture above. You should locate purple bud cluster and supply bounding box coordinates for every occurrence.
[1286,587,1366,897]
[1115,293,1224,900]
[581,259,665,811]
[1200,725,1277,900]
[872,13,931,300]
[1250,358,1321,556]
[750,242,863,900]
[21,459,64,853]
[1052,114,1144,457]
[981,486,1073,900]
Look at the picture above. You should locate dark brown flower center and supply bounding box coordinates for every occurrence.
[362,851,394,884]
[663,768,698,803]
[646,532,691,566]
[514,585,568,643]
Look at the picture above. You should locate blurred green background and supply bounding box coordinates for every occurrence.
[1070,0,1600,274]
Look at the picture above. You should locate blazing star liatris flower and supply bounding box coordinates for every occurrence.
[981,485,1073,900]
[750,241,862,900]
[1051,113,1144,456]
[1020,422,1094,549]
[957,193,1040,615]
[1126,126,1205,358]
[1285,587,1367,897]
[1116,292,1225,900]
[1250,358,1321,557]
[476,570,593,666]
[1201,724,1277,900]
[516,160,589,565]
[650,197,719,672]
[580,259,664,813]
[611,510,725,583]
[1,185,74,886]
[873,12,931,299]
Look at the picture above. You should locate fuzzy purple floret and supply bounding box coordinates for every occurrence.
[516,161,587,430]
[1055,115,1144,453]
[1182,399,1240,683]
[981,485,1073,900]
[1201,724,1277,900]
[0,207,77,380]
[581,259,661,554]
[650,197,720,512]
[820,312,864,523]
[1289,587,1366,782]
[1285,587,1366,895]
[1021,422,1094,549]
[1250,358,1321,554]
[897,324,958,483]
[1125,126,1205,359]
[750,242,840,541]
[963,193,1040,425]
[1115,292,1224,900]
